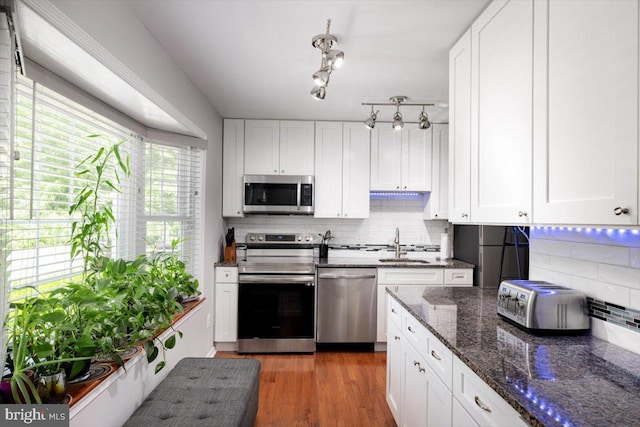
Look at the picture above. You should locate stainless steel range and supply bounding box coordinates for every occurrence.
[237,232,316,353]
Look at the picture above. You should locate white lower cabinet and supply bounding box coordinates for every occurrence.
[214,266,238,343]
[388,299,526,427]
[452,357,527,427]
[403,340,452,427]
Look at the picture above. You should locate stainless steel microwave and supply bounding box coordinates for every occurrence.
[243,175,314,215]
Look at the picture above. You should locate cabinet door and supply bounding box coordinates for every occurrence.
[471,0,533,224]
[371,127,402,191]
[222,119,244,217]
[376,285,388,342]
[449,29,472,223]
[214,282,238,342]
[244,120,280,175]
[279,121,315,175]
[403,126,433,191]
[387,320,404,426]
[452,397,479,427]
[403,341,452,427]
[342,123,370,218]
[314,122,344,218]
[532,0,638,225]
[425,124,449,219]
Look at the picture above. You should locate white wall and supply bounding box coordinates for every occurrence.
[229,195,448,246]
[41,0,225,356]
[529,227,640,353]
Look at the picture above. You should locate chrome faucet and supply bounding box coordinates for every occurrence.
[394,227,401,258]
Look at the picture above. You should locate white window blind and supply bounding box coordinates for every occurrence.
[7,73,204,300]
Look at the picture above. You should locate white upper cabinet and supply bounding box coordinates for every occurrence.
[341,123,371,218]
[222,119,245,217]
[470,0,533,224]
[314,122,370,219]
[244,120,314,175]
[371,125,432,192]
[371,127,402,190]
[424,124,449,220]
[448,29,472,223]
[532,0,639,225]
[279,121,315,175]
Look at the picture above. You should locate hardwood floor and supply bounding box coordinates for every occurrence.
[215,351,396,426]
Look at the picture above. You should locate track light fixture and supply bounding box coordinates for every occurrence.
[310,19,344,100]
[418,106,431,130]
[364,105,378,129]
[361,96,436,130]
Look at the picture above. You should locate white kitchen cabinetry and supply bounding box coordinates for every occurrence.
[244,120,314,175]
[448,29,472,223]
[470,0,533,224]
[403,340,452,427]
[377,268,472,343]
[388,298,525,427]
[314,122,370,218]
[453,357,527,427]
[386,311,404,425]
[371,125,432,192]
[214,266,238,343]
[532,0,639,225]
[222,119,245,217]
[424,124,449,220]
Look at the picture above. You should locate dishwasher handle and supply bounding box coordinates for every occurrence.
[318,274,377,280]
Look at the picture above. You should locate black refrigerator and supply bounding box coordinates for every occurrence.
[453,225,528,287]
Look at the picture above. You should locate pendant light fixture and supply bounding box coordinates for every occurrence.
[310,19,344,100]
[361,96,437,130]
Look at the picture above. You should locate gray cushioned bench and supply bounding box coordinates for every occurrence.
[124,357,260,427]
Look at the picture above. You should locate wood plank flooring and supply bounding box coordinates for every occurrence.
[215,351,396,426]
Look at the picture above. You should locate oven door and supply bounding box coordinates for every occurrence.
[238,274,316,353]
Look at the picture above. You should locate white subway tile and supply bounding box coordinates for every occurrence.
[571,243,629,266]
[631,248,640,269]
[591,318,640,355]
[528,267,572,287]
[598,229,640,248]
[529,239,572,257]
[528,252,550,269]
[598,264,640,289]
[573,277,630,307]
[549,257,598,279]
[630,289,640,312]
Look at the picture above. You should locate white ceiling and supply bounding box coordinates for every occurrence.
[127,0,490,124]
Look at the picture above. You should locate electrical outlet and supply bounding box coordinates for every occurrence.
[206,313,211,329]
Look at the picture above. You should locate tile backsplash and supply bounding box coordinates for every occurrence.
[226,195,447,246]
[529,226,640,354]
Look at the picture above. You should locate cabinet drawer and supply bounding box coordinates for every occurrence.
[402,309,428,353]
[425,331,453,391]
[215,266,238,283]
[453,357,527,427]
[378,268,444,285]
[388,296,402,328]
[444,268,473,286]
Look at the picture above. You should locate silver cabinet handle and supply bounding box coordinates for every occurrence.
[318,274,377,280]
[614,207,630,215]
[518,211,528,217]
[281,169,285,173]
[461,213,468,218]
[407,326,415,333]
[394,335,400,341]
[274,169,278,173]
[419,367,425,373]
[474,396,492,413]
[391,308,397,314]
[403,186,407,189]
[430,350,441,361]
[413,360,420,367]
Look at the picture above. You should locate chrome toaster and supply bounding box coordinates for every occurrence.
[497,280,589,333]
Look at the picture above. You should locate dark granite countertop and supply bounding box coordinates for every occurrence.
[386,286,640,427]
[316,257,474,269]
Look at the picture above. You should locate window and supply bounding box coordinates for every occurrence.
[7,75,202,299]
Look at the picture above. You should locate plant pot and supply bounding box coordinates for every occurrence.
[37,370,68,404]
[0,370,37,403]
[63,359,92,383]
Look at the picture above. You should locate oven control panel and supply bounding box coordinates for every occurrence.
[246,233,316,244]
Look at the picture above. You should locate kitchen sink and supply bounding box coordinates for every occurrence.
[378,258,430,264]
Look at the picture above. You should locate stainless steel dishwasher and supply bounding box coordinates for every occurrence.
[316,268,377,343]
